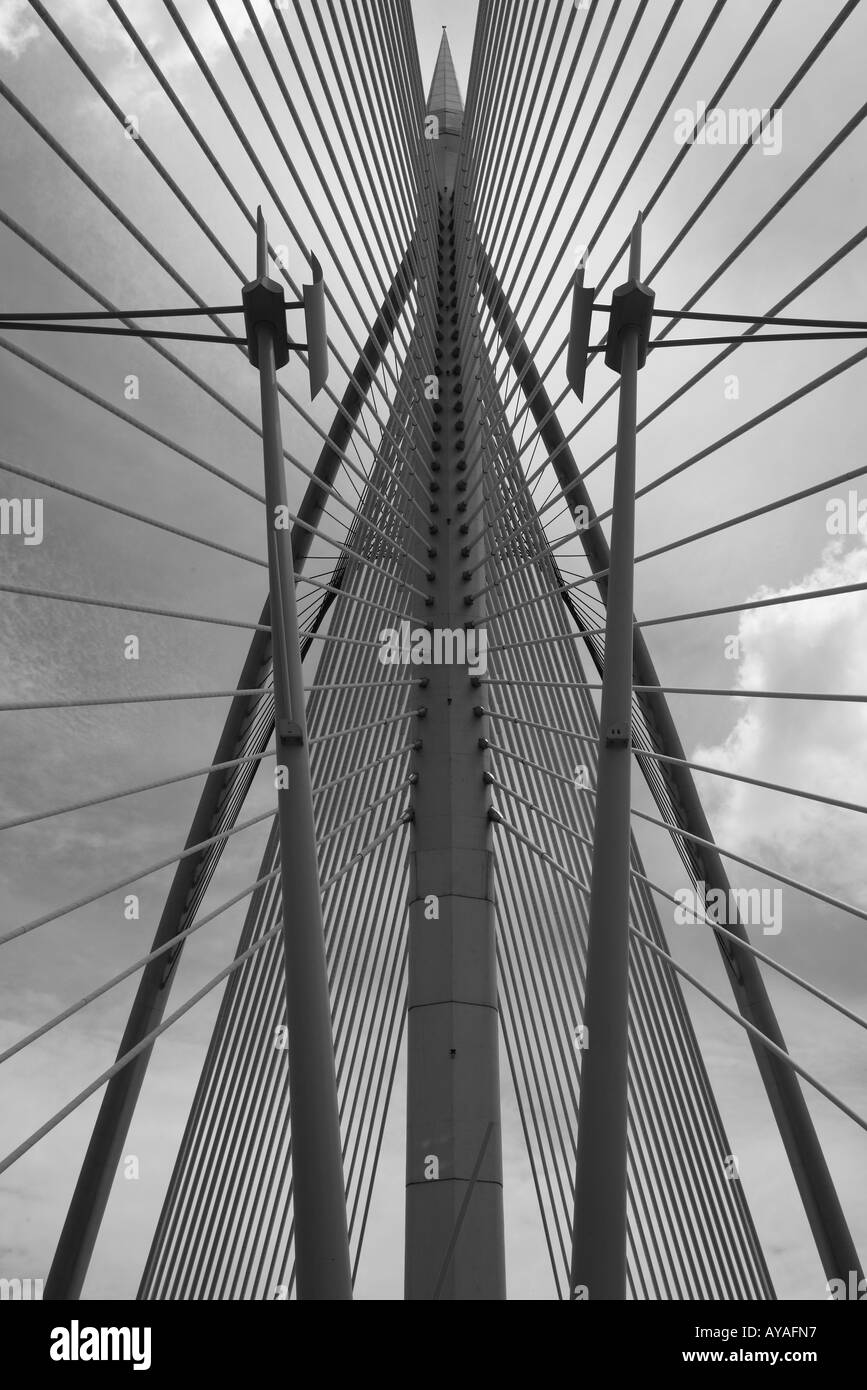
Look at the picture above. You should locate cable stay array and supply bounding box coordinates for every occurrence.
[0,0,864,1302]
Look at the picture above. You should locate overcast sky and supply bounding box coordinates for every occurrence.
[1,0,866,1302]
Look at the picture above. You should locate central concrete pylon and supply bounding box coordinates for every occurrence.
[405,34,506,1301]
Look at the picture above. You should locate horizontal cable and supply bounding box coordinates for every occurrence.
[636,871,867,1035]
[631,460,867,572]
[0,751,275,832]
[484,342,867,560]
[491,771,867,1030]
[0,455,267,569]
[482,706,598,746]
[485,582,867,653]
[286,510,431,592]
[487,774,592,851]
[638,581,867,634]
[317,777,415,849]
[0,920,283,1176]
[1,190,406,554]
[632,744,867,821]
[594,305,867,331]
[494,816,867,1132]
[630,783,867,923]
[487,695,867,819]
[299,630,397,651]
[491,771,867,1034]
[0,689,269,712]
[0,868,281,1066]
[641,331,867,349]
[490,811,590,896]
[312,742,418,800]
[296,571,415,625]
[304,680,421,694]
[309,708,424,748]
[0,321,249,344]
[475,340,867,563]
[0,304,252,320]
[482,226,867,551]
[478,456,867,614]
[0,582,269,631]
[630,928,867,1136]
[618,345,867,512]
[320,812,411,893]
[537,36,867,449]
[482,676,867,705]
[273,398,434,555]
[1,264,426,555]
[555,236,867,509]
[486,739,577,790]
[0,330,266,506]
[0,808,275,948]
[8,887,856,1195]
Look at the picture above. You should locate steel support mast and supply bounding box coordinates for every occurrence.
[571,216,653,1300]
[244,210,351,1300]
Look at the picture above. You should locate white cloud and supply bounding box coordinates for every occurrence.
[0,0,277,107]
[158,0,261,74]
[693,533,867,909]
[0,0,39,58]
